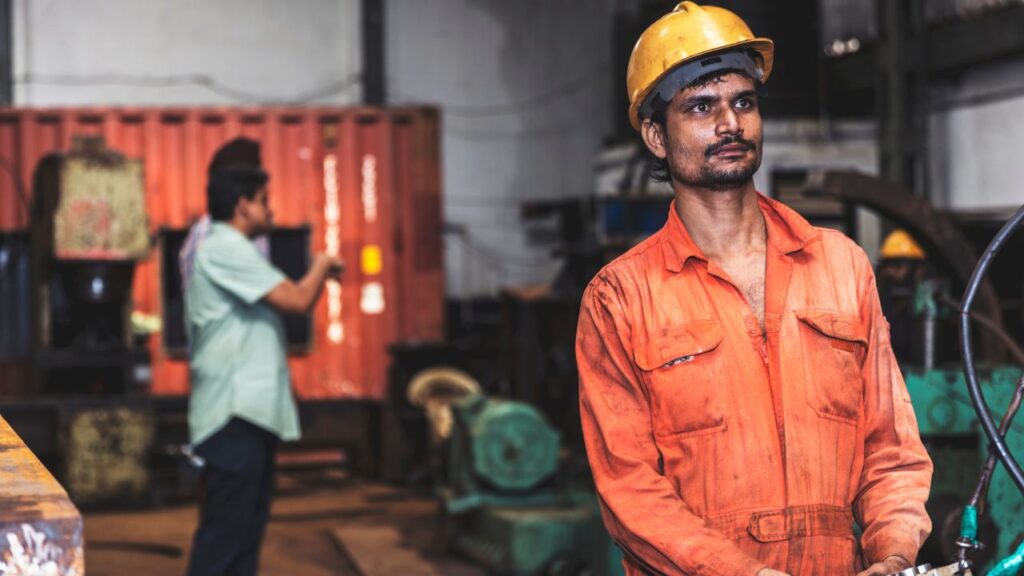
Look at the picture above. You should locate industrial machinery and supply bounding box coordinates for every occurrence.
[30,136,152,395]
[888,204,1024,576]
[409,368,619,576]
[905,368,1018,572]
[21,137,159,507]
[442,393,560,512]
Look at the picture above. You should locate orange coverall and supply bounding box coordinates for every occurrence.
[576,195,932,575]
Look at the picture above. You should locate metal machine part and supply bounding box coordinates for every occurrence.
[31,138,152,394]
[894,564,933,575]
[957,203,1024,575]
[906,367,1019,567]
[960,204,1024,496]
[447,393,560,501]
[887,561,972,576]
[921,492,998,569]
[427,391,616,575]
[407,367,481,444]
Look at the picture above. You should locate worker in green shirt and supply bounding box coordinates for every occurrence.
[185,165,343,576]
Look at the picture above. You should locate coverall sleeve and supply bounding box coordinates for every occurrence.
[854,265,934,565]
[577,279,767,576]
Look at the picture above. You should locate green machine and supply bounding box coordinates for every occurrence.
[442,394,561,513]
[413,373,622,576]
[906,367,1024,570]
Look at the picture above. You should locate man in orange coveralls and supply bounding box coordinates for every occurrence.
[576,3,933,575]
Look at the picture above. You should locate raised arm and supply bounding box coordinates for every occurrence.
[264,254,344,314]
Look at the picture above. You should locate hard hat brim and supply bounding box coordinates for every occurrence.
[629,37,774,132]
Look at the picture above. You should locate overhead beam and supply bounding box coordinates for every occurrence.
[362,0,385,105]
[929,4,1024,73]
[828,4,1024,94]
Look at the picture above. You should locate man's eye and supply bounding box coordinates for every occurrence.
[692,103,710,113]
[736,98,754,109]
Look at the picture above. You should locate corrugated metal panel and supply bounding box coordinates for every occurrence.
[0,107,444,400]
[395,110,444,341]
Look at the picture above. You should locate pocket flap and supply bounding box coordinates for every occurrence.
[634,319,724,371]
[794,309,867,345]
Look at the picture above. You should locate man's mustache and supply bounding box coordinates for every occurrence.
[705,136,756,157]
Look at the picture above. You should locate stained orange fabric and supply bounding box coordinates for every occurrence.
[576,195,932,575]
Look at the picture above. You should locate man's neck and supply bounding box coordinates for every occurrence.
[226,217,256,239]
[672,181,765,260]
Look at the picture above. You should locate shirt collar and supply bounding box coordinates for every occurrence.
[210,221,245,239]
[661,192,820,273]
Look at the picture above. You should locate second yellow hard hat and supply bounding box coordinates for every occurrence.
[880,229,927,260]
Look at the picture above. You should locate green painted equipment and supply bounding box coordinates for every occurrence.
[905,366,1024,570]
[434,392,621,576]
[447,394,560,499]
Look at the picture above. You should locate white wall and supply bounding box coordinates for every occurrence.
[387,0,612,297]
[930,55,1024,210]
[13,0,362,106]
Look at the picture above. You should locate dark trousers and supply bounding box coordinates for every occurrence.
[186,418,278,576]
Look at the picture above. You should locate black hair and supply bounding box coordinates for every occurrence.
[207,166,270,221]
[208,137,262,176]
[644,69,766,184]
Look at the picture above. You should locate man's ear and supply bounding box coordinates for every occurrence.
[234,197,249,221]
[640,119,667,160]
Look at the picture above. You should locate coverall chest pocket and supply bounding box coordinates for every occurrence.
[795,310,867,424]
[634,319,727,439]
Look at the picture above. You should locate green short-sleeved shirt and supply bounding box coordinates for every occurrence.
[186,222,300,445]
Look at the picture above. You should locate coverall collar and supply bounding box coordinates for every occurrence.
[662,191,820,273]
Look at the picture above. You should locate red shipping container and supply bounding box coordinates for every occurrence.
[0,107,444,399]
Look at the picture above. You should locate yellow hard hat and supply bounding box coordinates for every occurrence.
[880,229,926,260]
[626,1,774,131]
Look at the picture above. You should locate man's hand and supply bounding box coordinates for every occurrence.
[265,254,345,314]
[756,569,791,576]
[320,254,345,281]
[856,555,911,576]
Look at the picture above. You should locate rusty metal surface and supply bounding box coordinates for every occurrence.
[61,407,155,507]
[0,107,444,399]
[0,416,83,575]
[53,138,149,260]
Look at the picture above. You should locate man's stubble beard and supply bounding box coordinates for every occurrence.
[699,153,761,191]
[669,148,762,191]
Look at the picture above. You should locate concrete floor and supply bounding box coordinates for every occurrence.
[83,474,478,576]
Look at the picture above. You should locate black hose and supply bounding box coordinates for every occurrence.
[959,203,1024,496]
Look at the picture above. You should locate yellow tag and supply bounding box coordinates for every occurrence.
[361,245,383,276]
